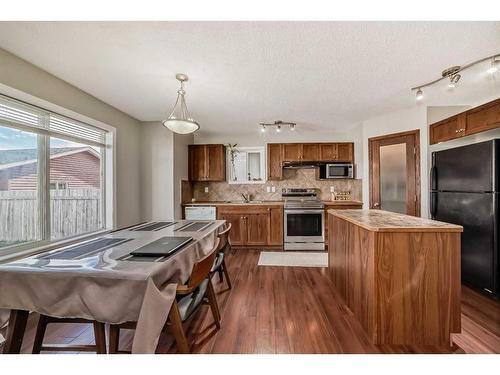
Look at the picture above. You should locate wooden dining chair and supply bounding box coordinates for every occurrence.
[32,315,107,354]
[210,223,232,289]
[108,238,221,354]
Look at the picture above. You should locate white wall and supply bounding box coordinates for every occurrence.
[140,121,193,221]
[0,47,142,228]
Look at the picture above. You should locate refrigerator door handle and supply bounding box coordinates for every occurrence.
[430,192,437,219]
[431,165,437,191]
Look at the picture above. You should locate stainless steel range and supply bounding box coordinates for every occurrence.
[282,188,325,251]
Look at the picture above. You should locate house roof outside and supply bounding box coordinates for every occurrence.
[0,147,100,170]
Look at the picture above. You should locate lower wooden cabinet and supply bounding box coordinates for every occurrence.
[217,205,283,248]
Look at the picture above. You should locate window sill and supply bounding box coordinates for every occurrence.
[0,229,110,264]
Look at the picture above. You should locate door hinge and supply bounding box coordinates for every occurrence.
[413,147,416,155]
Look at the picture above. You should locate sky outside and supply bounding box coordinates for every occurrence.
[0,125,91,150]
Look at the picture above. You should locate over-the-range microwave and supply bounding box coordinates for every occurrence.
[318,163,354,179]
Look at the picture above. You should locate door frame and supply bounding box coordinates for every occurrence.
[368,129,421,216]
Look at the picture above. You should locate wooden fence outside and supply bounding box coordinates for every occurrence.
[0,189,102,242]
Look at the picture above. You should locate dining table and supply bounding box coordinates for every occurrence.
[0,219,225,354]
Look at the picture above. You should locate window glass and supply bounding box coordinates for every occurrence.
[50,137,104,240]
[0,125,40,249]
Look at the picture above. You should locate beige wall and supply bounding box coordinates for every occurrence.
[140,121,193,220]
[0,47,142,228]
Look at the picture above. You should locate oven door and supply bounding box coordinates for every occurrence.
[284,209,324,249]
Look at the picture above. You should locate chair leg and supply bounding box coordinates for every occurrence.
[222,258,232,289]
[168,300,190,354]
[218,268,224,283]
[109,325,120,354]
[32,314,48,354]
[93,322,107,354]
[206,279,221,328]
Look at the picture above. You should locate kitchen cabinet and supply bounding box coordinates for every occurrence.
[429,114,466,144]
[335,143,354,162]
[267,143,283,180]
[267,142,355,180]
[301,143,320,161]
[282,143,302,162]
[188,144,226,181]
[429,98,500,145]
[466,99,500,135]
[216,205,283,248]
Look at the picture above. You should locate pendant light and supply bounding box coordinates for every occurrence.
[162,73,200,134]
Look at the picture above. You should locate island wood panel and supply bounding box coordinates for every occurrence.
[374,231,461,345]
[323,203,363,247]
[328,213,461,346]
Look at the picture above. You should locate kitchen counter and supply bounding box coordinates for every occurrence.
[328,209,462,346]
[328,209,462,232]
[183,200,363,206]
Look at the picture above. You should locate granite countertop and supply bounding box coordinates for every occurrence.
[183,200,363,206]
[328,209,463,232]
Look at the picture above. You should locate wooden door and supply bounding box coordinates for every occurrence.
[188,145,207,181]
[466,99,500,136]
[206,144,225,181]
[268,207,283,245]
[283,143,302,162]
[429,115,465,144]
[218,213,246,245]
[267,144,283,180]
[335,143,354,162]
[301,144,320,161]
[369,130,420,216]
[245,213,268,246]
[319,143,336,161]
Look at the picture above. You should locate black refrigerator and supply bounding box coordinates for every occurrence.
[431,139,500,298]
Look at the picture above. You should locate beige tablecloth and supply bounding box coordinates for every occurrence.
[0,220,225,353]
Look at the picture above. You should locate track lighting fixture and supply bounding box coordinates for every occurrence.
[487,58,499,75]
[411,53,499,102]
[258,120,297,133]
[416,88,424,101]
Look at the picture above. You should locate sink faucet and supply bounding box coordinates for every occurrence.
[241,193,250,203]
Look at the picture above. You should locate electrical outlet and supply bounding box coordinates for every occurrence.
[204,186,209,193]
[271,186,276,193]
[330,186,335,193]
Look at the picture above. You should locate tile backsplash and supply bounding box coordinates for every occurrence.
[188,168,362,202]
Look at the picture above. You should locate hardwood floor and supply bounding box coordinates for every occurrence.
[5,249,500,354]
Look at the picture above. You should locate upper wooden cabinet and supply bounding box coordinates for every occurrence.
[188,144,226,181]
[267,142,355,180]
[466,99,500,135]
[429,98,500,145]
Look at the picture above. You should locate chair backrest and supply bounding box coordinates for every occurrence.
[186,237,220,289]
[217,223,232,251]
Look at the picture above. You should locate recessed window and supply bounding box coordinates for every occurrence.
[0,94,112,255]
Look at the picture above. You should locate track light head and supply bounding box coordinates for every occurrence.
[416,88,424,101]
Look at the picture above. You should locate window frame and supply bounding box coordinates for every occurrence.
[226,146,267,184]
[0,84,116,261]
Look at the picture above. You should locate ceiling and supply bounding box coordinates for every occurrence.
[0,22,499,137]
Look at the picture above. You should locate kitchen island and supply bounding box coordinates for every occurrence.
[328,209,463,346]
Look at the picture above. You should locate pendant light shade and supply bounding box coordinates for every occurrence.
[162,74,200,134]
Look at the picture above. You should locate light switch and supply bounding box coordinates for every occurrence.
[330,186,335,193]
[204,186,209,193]
[266,186,271,193]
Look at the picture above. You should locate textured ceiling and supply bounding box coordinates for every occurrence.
[0,21,499,137]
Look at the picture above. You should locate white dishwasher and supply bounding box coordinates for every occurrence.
[184,206,217,220]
